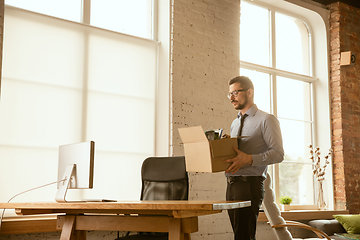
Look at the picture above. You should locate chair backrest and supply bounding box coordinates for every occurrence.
[262,172,293,240]
[140,156,188,201]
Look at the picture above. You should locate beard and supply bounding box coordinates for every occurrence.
[232,96,249,110]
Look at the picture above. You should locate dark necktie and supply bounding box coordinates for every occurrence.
[237,114,248,148]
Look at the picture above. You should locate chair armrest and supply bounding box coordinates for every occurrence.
[271,221,331,240]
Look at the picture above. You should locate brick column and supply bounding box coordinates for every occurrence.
[329,2,360,213]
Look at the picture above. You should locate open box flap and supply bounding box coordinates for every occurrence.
[183,142,212,172]
[178,126,208,143]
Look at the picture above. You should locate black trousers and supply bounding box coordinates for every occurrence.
[226,176,265,240]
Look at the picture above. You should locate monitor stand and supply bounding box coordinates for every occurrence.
[55,164,76,203]
[55,164,117,203]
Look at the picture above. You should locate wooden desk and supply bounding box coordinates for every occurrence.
[0,200,250,240]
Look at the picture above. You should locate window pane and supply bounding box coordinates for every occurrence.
[279,162,314,205]
[0,80,82,147]
[0,146,58,203]
[277,77,312,121]
[276,12,310,75]
[5,0,81,22]
[279,119,312,163]
[91,0,152,39]
[240,2,270,67]
[240,68,271,113]
[86,29,157,154]
[2,9,84,88]
[87,33,156,99]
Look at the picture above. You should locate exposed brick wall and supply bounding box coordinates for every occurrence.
[329,2,360,213]
[170,0,240,239]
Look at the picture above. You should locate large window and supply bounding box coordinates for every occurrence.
[240,0,331,207]
[0,1,165,211]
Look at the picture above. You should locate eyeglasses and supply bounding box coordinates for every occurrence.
[227,89,249,99]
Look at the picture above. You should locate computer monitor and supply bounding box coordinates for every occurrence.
[56,141,95,202]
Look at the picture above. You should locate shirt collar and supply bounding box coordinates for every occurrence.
[237,104,258,119]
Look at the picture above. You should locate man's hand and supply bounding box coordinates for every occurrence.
[223,146,253,174]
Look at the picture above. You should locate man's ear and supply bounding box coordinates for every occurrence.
[247,88,254,99]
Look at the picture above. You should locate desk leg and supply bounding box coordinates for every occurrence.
[60,215,86,240]
[60,215,76,240]
[169,218,183,240]
[71,230,86,240]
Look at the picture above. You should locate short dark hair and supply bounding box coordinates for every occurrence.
[228,76,254,90]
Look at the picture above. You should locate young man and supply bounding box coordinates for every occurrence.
[223,76,284,240]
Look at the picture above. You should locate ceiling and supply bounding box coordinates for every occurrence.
[309,0,360,8]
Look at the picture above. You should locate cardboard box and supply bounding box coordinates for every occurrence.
[178,126,238,173]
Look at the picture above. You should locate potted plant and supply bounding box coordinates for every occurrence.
[279,196,292,211]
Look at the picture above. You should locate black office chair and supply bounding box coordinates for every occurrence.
[116,156,188,240]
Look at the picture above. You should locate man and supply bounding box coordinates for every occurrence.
[223,76,284,240]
